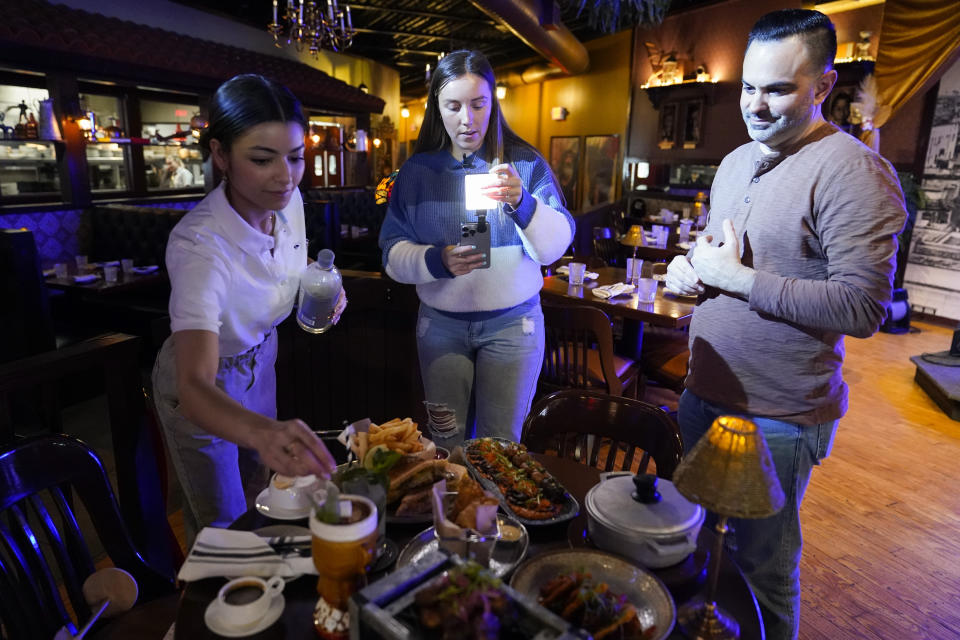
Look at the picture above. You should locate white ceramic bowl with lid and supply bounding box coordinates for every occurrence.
[585,472,704,569]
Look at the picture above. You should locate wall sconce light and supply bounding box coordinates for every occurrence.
[496,82,507,100]
[401,107,410,119]
[358,82,368,94]
[373,137,381,148]
[550,106,569,121]
[311,133,321,145]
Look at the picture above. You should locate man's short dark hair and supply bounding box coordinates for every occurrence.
[747,9,837,74]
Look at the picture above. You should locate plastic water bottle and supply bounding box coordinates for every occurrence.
[296,249,341,334]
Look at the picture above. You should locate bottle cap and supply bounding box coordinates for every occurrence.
[317,248,335,269]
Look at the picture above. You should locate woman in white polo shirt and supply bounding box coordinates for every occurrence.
[152,75,343,545]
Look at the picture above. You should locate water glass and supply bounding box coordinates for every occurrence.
[75,255,88,271]
[104,265,119,283]
[54,263,68,279]
[653,225,669,249]
[679,220,694,243]
[626,258,643,286]
[567,262,587,286]
[121,258,134,274]
[636,277,659,303]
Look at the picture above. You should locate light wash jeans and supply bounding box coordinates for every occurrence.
[678,390,837,640]
[417,298,544,447]
[152,332,275,549]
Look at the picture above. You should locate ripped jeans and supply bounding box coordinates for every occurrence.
[416,298,544,446]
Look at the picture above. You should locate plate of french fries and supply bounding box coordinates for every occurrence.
[345,417,435,464]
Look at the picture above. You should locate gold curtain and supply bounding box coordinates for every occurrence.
[875,0,960,115]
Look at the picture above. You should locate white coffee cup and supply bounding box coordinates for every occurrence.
[268,473,319,511]
[216,575,284,628]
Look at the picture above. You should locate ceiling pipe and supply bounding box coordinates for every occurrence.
[468,0,590,84]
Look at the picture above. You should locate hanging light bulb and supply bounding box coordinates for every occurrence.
[401,107,410,119]
[496,82,507,100]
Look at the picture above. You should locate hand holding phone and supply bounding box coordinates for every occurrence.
[458,220,491,270]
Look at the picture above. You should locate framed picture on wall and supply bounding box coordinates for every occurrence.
[581,134,620,210]
[549,136,581,211]
[657,103,679,149]
[682,99,705,149]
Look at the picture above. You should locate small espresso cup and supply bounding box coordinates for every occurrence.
[268,473,319,511]
[216,575,284,628]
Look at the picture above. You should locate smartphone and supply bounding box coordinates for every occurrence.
[459,221,491,269]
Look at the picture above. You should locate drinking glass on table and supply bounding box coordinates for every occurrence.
[121,258,134,274]
[75,255,88,272]
[54,263,68,279]
[310,493,379,612]
[104,264,119,283]
[567,262,587,286]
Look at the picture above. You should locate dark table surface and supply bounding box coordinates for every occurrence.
[172,454,762,639]
[45,265,166,295]
[541,267,696,328]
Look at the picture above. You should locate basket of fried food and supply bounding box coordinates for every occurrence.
[345,417,435,465]
[431,476,501,567]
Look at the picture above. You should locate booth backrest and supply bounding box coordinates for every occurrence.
[87,205,188,267]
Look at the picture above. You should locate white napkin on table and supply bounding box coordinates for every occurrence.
[72,274,99,283]
[555,265,599,280]
[178,527,316,582]
[591,282,635,299]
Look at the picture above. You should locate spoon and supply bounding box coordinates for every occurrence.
[53,568,139,640]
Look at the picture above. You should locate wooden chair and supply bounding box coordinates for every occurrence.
[521,389,684,477]
[540,302,639,400]
[0,434,177,640]
[592,232,624,267]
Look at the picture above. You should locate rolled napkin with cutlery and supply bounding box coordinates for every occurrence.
[591,282,636,299]
[555,265,599,280]
[178,527,316,581]
[73,274,99,284]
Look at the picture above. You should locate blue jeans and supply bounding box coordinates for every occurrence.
[152,332,275,549]
[679,390,837,640]
[417,299,544,446]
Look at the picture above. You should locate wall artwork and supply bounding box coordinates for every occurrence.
[549,136,581,211]
[582,134,620,209]
[657,103,678,149]
[681,99,704,149]
[903,56,960,320]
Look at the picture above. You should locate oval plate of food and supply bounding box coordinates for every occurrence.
[461,437,580,526]
[396,513,529,579]
[510,548,675,640]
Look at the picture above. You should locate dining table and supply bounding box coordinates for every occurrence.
[170,453,764,640]
[45,265,167,296]
[541,266,696,360]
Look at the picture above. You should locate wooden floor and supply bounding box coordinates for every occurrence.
[159,319,960,639]
[798,319,960,640]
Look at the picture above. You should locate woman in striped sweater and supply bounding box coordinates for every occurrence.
[379,50,575,446]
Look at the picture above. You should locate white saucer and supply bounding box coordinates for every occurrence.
[204,594,284,637]
[255,488,311,520]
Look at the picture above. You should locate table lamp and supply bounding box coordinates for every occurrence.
[671,416,785,640]
[621,224,646,275]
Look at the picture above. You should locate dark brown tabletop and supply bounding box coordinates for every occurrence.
[45,265,167,295]
[541,266,696,328]
[172,453,762,639]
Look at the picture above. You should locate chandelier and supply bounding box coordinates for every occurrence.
[269,0,356,55]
